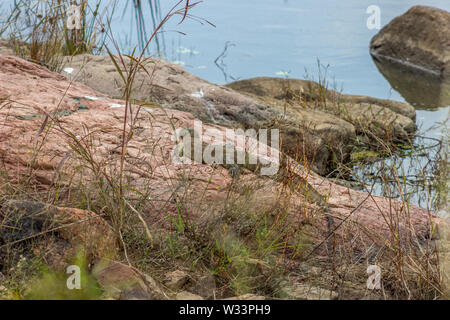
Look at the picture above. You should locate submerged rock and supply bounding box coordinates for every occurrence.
[370,6,450,79]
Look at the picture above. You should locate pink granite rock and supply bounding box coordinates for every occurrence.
[0,55,445,256]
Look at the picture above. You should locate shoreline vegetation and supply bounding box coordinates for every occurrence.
[0,1,448,300]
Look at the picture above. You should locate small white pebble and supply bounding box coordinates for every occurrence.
[63,67,74,74]
[191,88,204,99]
[84,96,101,101]
[110,103,125,108]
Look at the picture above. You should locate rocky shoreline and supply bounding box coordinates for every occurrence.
[59,54,416,176]
[0,50,448,299]
[0,5,449,300]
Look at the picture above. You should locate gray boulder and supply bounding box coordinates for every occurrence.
[370,6,450,79]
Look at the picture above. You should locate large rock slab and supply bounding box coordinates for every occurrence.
[58,54,356,175]
[227,77,416,142]
[0,55,249,216]
[0,55,442,260]
[370,6,450,79]
[226,77,416,120]
[60,54,273,127]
